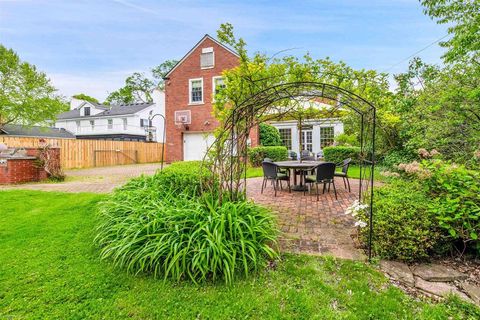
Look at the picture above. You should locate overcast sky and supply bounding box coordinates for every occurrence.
[0,0,448,101]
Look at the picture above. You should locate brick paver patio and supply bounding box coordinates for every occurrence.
[247,177,365,260]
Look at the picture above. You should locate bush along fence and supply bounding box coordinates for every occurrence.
[0,136,165,169]
[248,146,288,166]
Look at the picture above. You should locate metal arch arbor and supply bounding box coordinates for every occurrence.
[203,81,377,260]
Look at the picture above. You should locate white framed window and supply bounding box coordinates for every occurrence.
[189,78,204,104]
[108,119,113,129]
[200,47,214,69]
[320,127,335,148]
[84,107,90,116]
[212,76,225,97]
[89,120,95,130]
[122,118,127,130]
[76,121,81,133]
[278,128,292,150]
[140,118,149,127]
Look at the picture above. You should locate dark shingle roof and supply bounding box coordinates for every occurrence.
[56,102,154,120]
[0,124,75,139]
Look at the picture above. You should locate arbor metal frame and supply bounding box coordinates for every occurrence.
[203,81,377,259]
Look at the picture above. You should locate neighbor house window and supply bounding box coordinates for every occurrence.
[76,121,81,133]
[140,118,149,127]
[200,47,214,69]
[212,76,225,96]
[278,128,292,150]
[189,78,203,104]
[320,127,335,148]
[89,120,95,130]
[84,107,90,116]
[122,118,127,130]
[108,119,113,129]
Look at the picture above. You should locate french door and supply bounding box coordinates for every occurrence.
[301,130,313,152]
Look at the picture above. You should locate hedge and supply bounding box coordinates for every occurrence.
[323,146,361,164]
[248,146,288,166]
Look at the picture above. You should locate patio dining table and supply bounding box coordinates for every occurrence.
[274,160,325,191]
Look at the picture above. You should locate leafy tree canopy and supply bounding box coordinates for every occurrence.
[105,60,178,105]
[72,93,99,104]
[421,0,480,63]
[0,44,66,129]
[214,23,396,155]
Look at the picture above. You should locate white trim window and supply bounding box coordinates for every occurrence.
[89,120,95,131]
[76,120,81,133]
[200,47,214,69]
[320,126,335,148]
[189,78,204,104]
[122,118,128,130]
[107,119,113,129]
[212,76,225,97]
[83,106,91,116]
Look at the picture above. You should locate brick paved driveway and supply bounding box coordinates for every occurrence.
[246,177,365,260]
[0,163,165,193]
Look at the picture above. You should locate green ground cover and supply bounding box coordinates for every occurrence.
[0,190,478,319]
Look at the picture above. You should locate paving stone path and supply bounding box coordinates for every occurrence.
[381,260,480,305]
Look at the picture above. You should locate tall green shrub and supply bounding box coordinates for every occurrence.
[154,161,211,197]
[356,180,441,261]
[96,173,278,284]
[259,123,283,146]
[248,146,288,166]
[323,146,361,164]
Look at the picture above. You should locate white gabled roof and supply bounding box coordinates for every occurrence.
[163,34,239,78]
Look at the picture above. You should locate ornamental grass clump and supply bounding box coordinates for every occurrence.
[95,172,278,284]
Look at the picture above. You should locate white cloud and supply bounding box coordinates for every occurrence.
[48,70,140,101]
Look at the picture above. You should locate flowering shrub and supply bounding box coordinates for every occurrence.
[358,180,441,261]
[345,200,368,228]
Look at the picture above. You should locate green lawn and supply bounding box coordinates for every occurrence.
[1,190,478,319]
[247,165,386,181]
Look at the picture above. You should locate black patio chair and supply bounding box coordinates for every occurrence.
[261,161,291,196]
[304,162,337,201]
[300,150,312,159]
[287,150,297,160]
[334,158,351,192]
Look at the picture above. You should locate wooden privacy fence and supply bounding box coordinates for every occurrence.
[0,136,165,169]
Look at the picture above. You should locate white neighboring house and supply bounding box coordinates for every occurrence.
[267,99,344,157]
[268,118,343,157]
[55,89,165,142]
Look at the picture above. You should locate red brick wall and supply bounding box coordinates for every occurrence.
[0,147,60,184]
[165,37,259,162]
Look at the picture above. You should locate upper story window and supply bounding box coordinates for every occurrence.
[84,107,90,116]
[189,78,203,104]
[200,47,214,69]
[140,118,149,127]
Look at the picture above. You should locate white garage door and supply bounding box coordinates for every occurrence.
[183,132,215,161]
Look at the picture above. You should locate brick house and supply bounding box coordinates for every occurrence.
[163,34,259,162]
